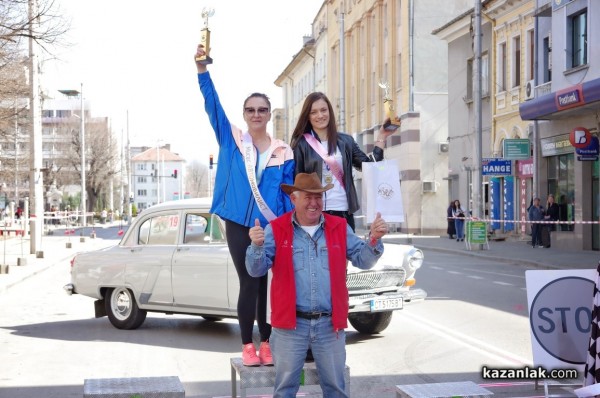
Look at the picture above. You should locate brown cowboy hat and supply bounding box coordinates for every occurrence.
[281,172,334,196]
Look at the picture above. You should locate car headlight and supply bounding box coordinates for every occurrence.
[407,248,424,270]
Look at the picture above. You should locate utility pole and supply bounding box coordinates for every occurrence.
[120,129,124,217]
[28,0,43,255]
[338,4,346,132]
[80,82,86,228]
[126,111,132,225]
[474,0,484,247]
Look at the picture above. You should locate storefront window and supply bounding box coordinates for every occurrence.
[547,153,575,231]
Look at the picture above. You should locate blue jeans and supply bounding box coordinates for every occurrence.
[454,219,465,239]
[271,317,348,398]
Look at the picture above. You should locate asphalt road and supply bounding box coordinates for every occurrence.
[0,244,580,398]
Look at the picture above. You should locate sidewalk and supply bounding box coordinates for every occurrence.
[383,233,600,270]
[0,223,124,294]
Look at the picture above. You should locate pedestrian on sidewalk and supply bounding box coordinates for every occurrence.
[452,199,466,241]
[194,44,294,367]
[447,201,456,239]
[529,197,545,248]
[246,172,387,398]
[544,194,559,248]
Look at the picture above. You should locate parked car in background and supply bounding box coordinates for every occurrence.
[64,198,426,334]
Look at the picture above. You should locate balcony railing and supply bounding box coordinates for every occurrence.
[536,82,551,97]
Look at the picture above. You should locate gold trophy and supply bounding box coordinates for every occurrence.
[196,7,215,65]
[379,82,401,131]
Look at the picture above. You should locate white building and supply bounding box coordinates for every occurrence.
[130,145,185,211]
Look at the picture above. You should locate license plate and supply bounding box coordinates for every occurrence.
[370,297,403,312]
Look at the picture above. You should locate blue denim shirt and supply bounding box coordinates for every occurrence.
[246,213,383,313]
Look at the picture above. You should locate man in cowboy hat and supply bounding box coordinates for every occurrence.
[246,172,388,398]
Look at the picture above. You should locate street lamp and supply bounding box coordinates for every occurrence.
[59,86,86,228]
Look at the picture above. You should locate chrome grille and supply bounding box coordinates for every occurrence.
[346,269,406,291]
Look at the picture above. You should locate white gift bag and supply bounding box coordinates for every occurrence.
[361,159,405,223]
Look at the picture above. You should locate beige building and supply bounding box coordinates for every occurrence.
[488,0,536,238]
[275,0,471,233]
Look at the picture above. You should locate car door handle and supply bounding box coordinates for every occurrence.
[130,247,142,253]
[177,247,190,252]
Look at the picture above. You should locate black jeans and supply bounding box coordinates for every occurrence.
[225,220,271,345]
[531,224,542,247]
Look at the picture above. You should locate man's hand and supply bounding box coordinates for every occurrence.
[249,218,264,246]
[369,212,388,240]
[195,44,208,74]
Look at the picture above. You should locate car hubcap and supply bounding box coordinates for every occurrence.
[112,289,132,320]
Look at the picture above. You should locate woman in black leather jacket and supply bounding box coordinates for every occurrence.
[290,92,397,231]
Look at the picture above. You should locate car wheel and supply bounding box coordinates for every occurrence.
[348,311,393,334]
[105,287,147,330]
[201,316,223,322]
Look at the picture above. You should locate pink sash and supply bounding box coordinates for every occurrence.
[303,133,345,189]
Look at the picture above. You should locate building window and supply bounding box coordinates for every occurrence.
[512,36,521,88]
[568,10,587,68]
[498,42,507,92]
[42,110,54,117]
[136,163,146,171]
[526,29,534,81]
[482,53,489,96]
[543,36,552,83]
[137,189,147,196]
[137,176,147,183]
[547,153,574,232]
[466,53,488,100]
[56,110,72,118]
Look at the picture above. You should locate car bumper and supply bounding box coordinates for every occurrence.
[348,288,427,313]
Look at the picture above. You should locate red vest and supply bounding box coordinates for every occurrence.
[270,211,349,330]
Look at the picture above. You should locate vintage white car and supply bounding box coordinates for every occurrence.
[64,198,426,334]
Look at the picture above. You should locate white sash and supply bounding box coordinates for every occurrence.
[303,133,345,189]
[242,132,277,222]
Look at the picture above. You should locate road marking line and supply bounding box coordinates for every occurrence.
[493,281,513,286]
[400,311,531,366]
[447,271,463,275]
[468,275,484,280]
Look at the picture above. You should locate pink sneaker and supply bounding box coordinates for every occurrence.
[259,341,274,366]
[242,343,260,367]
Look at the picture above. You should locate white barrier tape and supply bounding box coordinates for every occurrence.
[453,217,598,225]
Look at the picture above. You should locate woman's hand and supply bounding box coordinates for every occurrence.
[375,117,400,144]
[195,44,208,74]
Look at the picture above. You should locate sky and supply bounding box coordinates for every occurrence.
[41,0,323,164]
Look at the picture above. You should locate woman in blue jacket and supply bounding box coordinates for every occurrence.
[195,45,294,367]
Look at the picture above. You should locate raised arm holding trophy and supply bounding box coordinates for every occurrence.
[193,8,296,368]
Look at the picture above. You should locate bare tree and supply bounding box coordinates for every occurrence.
[0,0,69,203]
[0,0,68,54]
[66,117,119,212]
[186,160,209,198]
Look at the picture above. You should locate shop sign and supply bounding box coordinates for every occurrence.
[482,158,512,176]
[569,127,592,149]
[541,134,573,157]
[555,85,584,111]
[503,139,531,160]
[466,221,487,244]
[576,136,599,161]
[518,159,534,177]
